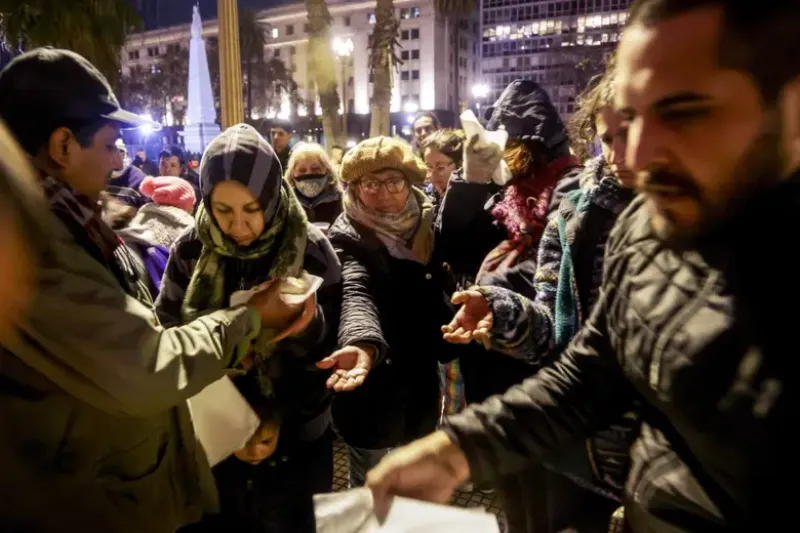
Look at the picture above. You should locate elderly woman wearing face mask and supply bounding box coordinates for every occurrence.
[283,142,343,228]
[327,137,458,488]
[155,124,345,533]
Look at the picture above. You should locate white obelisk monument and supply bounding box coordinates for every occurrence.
[184,5,220,154]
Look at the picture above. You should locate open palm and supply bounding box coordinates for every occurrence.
[441,290,493,347]
[316,343,375,392]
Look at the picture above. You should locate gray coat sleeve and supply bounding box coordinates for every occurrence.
[7,218,261,418]
[337,253,389,362]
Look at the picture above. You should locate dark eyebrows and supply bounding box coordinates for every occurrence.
[618,91,713,120]
[653,92,713,111]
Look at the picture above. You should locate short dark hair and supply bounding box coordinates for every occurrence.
[159,145,185,164]
[413,111,441,129]
[270,118,294,133]
[4,116,110,156]
[629,0,800,101]
[421,129,466,168]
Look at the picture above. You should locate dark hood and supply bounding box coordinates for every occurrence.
[484,79,569,158]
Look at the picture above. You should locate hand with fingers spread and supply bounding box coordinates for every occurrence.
[441,290,493,348]
[316,343,375,392]
[366,431,470,521]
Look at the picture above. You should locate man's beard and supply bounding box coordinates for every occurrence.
[652,110,784,251]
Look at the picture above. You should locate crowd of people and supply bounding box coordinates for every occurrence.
[0,0,795,532]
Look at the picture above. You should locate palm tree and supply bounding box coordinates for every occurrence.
[0,0,141,84]
[368,0,399,137]
[239,9,267,121]
[434,0,476,114]
[153,46,190,125]
[305,0,344,149]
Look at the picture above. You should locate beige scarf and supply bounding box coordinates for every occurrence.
[345,186,434,264]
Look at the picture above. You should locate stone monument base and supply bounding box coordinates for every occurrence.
[183,122,220,155]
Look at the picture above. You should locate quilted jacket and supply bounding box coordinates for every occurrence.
[444,175,795,532]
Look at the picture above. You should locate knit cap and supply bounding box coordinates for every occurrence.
[140,175,196,213]
[340,136,427,185]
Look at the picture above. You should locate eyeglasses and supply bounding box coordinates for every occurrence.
[358,176,408,195]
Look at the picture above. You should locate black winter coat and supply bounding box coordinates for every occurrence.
[328,213,458,449]
[444,183,797,532]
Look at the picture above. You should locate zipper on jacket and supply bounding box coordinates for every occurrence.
[648,271,719,396]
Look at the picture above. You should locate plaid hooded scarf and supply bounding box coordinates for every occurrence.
[182,124,308,396]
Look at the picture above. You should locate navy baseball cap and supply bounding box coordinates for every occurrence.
[0,48,159,131]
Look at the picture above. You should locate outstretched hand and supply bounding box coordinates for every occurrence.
[316,343,375,392]
[441,290,493,348]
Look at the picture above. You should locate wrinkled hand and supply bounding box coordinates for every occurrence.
[234,419,280,465]
[367,431,470,521]
[248,280,306,329]
[463,133,503,184]
[441,290,493,348]
[316,343,375,392]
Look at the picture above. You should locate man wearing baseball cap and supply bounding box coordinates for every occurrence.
[0,49,305,531]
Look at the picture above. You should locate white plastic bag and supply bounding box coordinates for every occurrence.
[460,110,512,187]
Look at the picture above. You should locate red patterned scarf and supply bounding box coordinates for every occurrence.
[479,155,581,279]
[40,175,135,293]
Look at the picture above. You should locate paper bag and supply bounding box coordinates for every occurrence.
[187,376,261,466]
[314,488,500,533]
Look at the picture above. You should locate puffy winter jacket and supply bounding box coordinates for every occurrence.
[444,179,795,532]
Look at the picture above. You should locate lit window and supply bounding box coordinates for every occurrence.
[272,28,279,38]
[368,13,376,24]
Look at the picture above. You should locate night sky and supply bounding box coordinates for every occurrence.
[126,0,295,30]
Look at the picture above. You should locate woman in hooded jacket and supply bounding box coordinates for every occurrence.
[326,137,458,488]
[155,124,344,533]
[283,142,343,228]
[443,63,640,533]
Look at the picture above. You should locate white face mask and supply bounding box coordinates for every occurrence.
[294,174,329,198]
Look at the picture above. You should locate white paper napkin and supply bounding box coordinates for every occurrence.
[314,488,500,533]
[187,376,261,466]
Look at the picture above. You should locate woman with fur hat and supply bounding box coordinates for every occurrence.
[155,124,343,532]
[326,136,458,487]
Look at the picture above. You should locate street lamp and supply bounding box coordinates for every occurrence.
[332,37,354,134]
[472,83,490,117]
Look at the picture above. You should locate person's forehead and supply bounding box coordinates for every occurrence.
[271,128,287,135]
[425,149,450,161]
[616,7,726,109]
[161,155,180,163]
[297,153,321,164]
[369,168,405,180]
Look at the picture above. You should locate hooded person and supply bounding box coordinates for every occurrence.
[475,79,583,286]
[327,136,459,488]
[283,142,344,228]
[155,123,344,533]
